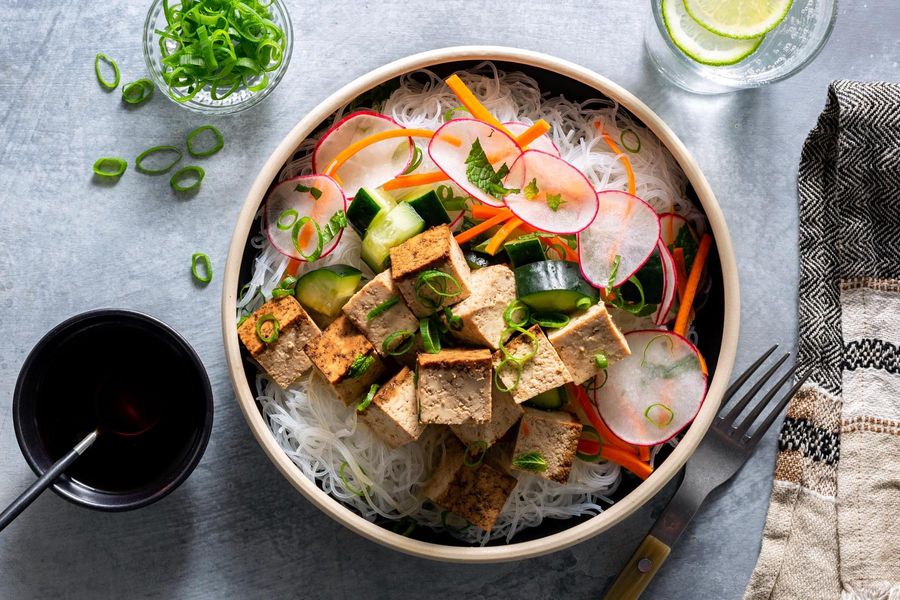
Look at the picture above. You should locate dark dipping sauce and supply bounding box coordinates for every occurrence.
[32,321,205,492]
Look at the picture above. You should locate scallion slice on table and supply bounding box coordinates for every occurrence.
[191,252,212,284]
[186,125,224,157]
[170,165,205,192]
[94,53,120,90]
[121,79,154,105]
[92,157,127,178]
[135,145,183,174]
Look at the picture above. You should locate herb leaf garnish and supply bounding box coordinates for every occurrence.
[295,183,323,200]
[347,353,374,379]
[546,192,565,212]
[523,178,539,200]
[464,138,519,199]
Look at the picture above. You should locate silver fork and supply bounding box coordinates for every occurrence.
[602,345,810,600]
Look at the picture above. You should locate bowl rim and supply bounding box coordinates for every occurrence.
[221,45,740,563]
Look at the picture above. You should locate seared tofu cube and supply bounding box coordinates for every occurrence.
[417,349,492,424]
[359,367,427,449]
[447,265,516,350]
[493,324,573,404]
[451,388,523,447]
[390,225,472,317]
[342,270,419,358]
[547,304,630,384]
[423,437,518,532]
[237,296,321,388]
[304,315,386,406]
[512,408,582,483]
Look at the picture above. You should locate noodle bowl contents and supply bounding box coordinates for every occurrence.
[236,63,712,544]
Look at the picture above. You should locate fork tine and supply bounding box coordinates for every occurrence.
[721,345,779,402]
[719,352,790,426]
[733,364,800,436]
[744,370,812,445]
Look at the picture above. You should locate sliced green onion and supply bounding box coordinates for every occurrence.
[620,129,641,154]
[435,185,468,212]
[419,317,441,354]
[499,326,537,362]
[186,125,224,157]
[493,358,522,393]
[414,270,462,310]
[383,330,415,355]
[615,275,648,316]
[92,157,127,178]
[644,403,675,428]
[503,300,530,328]
[444,307,463,331]
[529,311,570,329]
[271,288,292,298]
[237,314,249,327]
[464,441,489,469]
[135,145,183,175]
[401,145,423,175]
[279,276,298,290]
[290,216,323,261]
[442,106,467,121]
[94,53,120,90]
[576,425,603,462]
[594,352,609,370]
[367,296,400,320]
[294,183,323,199]
[255,313,279,344]
[607,254,621,291]
[338,462,365,497]
[121,79,154,105]
[576,297,594,311]
[170,165,205,192]
[191,252,212,284]
[347,353,375,379]
[641,334,674,367]
[276,208,299,230]
[393,517,418,537]
[511,451,548,472]
[356,383,379,412]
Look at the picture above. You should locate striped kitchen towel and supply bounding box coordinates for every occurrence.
[744,81,900,600]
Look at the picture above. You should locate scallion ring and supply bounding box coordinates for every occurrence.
[356,384,379,412]
[503,300,530,328]
[444,307,463,331]
[644,403,675,428]
[186,125,224,158]
[190,252,212,284]
[255,313,279,344]
[367,296,400,320]
[94,53,120,90]
[576,297,594,311]
[92,157,127,178]
[401,145,423,175]
[435,185,468,212]
[276,209,299,230]
[464,441,489,469]
[271,288,292,299]
[121,79,154,105]
[290,216,323,261]
[620,128,641,154]
[494,358,523,393]
[382,330,416,355]
[594,352,609,370]
[279,276,298,290]
[419,317,441,354]
[135,145,183,175]
[170,165,205,192]
[338,462,365,497]
[529,311,570,329]
[499,326,537,362]
[414,270,462,310]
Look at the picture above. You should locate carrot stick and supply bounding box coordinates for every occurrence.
[445,74,514,137]
[471,204,504,220]
[453,209,512,245]
[600,446,653,480]
[674,234,712,336]
[513,119,551,148]
[285,259,300,277]
[572,385,637,453]
[596,123,636,196]
[639,446,651,462]
[484,217,523,255]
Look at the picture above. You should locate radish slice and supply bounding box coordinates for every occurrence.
[264,175,346,261]
[312,111,413,196]
[595,330,707,446]
[504,121,560,156]
[578,190,660,289]
[502,150,599,234]
[659,213,696,246]
[653,239,679,325]
[428,118,521,208]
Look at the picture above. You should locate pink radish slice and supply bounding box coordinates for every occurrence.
[504,121,560,156]
[578,190,660,289]
[501,150,599,234]
[428,118,521,208]
[659,213,696,246]
[595,330,707,446]
[312,111,413,196]
[653,239,678,325]
[264,175,346,261]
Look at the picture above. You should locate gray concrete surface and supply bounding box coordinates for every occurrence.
[1,1,898,598]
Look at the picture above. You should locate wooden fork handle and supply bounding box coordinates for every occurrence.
[601,534,672,600]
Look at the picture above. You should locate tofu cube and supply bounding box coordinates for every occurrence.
[493,324,573,404]
[303,315,386,406]
[390,225,472,317]
[237,296,321,388]
[423,437,518,532]
[512,408,582,484]
[447,265,516,350]
[547,304,631,384]
[417,349,492,425]
[341,270,419,358]
[451,387,523,447]
[359,367,427,449]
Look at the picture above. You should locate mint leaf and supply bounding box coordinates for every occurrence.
[464,138,519,199]
[546,193,565,212]
[523,178,539,200]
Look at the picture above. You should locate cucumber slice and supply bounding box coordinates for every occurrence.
[406,190,451,228]
[464,250,502,270]
[515,260,599,312]
[360,202,425,272]
[524,387,566,410]
[504,235,546,268]
[663,0,764,66]
[683,0,792,39]
[347,187,396,235]
[295,265,363,317]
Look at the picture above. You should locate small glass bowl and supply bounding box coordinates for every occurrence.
[143,0,293,114]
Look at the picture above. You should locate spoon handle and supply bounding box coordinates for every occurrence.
[0,430,98,533]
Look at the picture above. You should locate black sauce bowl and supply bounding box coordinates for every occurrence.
[13,309,214,512]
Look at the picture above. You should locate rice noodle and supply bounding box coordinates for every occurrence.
[241,63,711,543]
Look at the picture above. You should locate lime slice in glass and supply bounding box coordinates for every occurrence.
[683,0,793,39]
[663,0,764,66]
